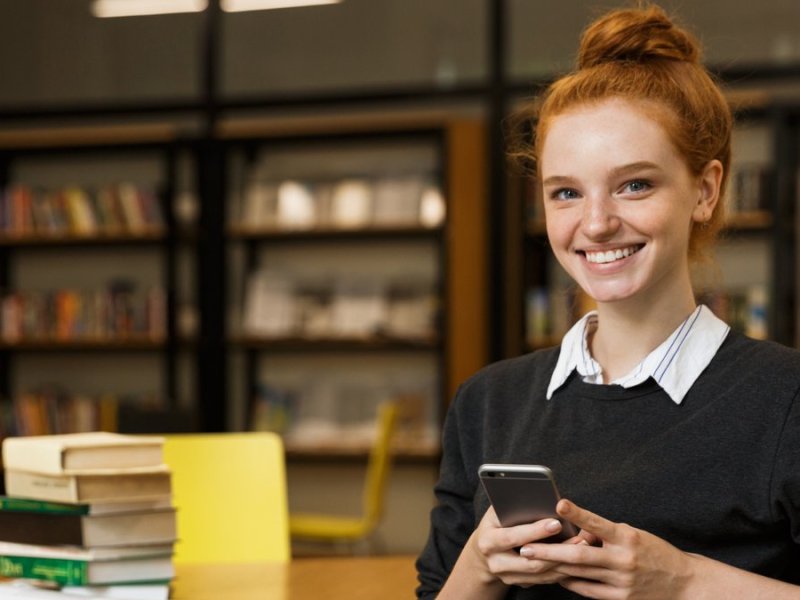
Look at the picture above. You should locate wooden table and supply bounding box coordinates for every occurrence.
[171,555,419,600]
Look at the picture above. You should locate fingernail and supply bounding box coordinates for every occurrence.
[545,519,561,532]
[519,546,534,558]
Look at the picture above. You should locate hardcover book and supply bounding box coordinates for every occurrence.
[4,467,171,504]
[0,504,177,547]
[0,495,172,516]
[1,432,165,475]
[0,541,174,586]
[0,581,171,600]
[62,582,171,600]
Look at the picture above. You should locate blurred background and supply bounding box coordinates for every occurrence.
[0,0,798,555]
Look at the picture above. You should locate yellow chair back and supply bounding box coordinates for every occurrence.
[163,432,290,564]
[362,402,399,530]
[288,401,399,545]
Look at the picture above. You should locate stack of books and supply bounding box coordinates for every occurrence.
[0,432,175,599]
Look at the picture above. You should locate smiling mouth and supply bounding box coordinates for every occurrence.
[582,244,644,264]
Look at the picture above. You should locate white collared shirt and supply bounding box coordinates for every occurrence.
[546,305,730,404]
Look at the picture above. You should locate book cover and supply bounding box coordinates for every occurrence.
[62,582,171,600]
[117,184,145,232]
[0,580,171,600]
[0,496,171,516]
[4,467,171,504]
[2,432,165,475]
[0,541,174,586]
[0,504,177,547]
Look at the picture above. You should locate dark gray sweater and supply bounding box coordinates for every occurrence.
[416,331,800,599]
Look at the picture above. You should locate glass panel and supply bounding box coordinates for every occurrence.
[509,0,800,81]
[220,0,487,96]
[0,0,203,107]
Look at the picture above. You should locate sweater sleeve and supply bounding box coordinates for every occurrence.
[770,383,800,545]
[415,384,479,599]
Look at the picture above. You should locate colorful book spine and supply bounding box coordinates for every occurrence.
[0,555,89,586]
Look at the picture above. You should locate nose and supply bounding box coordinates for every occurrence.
[581,194,621,240]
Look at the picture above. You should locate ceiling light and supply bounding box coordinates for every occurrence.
[91,0,208,18]
[221,0,342,12]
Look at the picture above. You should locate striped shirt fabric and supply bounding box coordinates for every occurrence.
[546,305,731,404]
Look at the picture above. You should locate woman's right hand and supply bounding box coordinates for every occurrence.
[467,506,591,588]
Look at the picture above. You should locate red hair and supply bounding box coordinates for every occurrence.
[532,4,732,260]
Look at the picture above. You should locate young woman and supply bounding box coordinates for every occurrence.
[416,5,800,599]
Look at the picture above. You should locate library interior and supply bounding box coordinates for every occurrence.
[0,1,798,598]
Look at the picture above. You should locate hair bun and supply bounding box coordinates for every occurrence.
[577,5,700,69]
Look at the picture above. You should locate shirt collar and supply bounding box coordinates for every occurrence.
[546,305,730,404]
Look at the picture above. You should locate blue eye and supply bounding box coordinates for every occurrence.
[551,188,580,200]
[623,180,651,193]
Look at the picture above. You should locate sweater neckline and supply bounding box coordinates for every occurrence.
[557,371,667,402]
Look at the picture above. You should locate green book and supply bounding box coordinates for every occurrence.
[0,496,89,515]
[0,495,171,516]
[0,541,174,586]
[0,554,89,586]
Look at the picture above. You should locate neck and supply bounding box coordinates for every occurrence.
[590,288,697,383]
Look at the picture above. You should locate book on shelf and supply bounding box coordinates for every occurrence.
[276,180,316,229]
[0,282,167,343]
[729,163,772,216]
[699,285,768,340]
[384,286,438,339]
[372,177,424,226]
[0,183,162,238]
[242,272,439,341]
[116,184,145,233]
[2,431,165,474]
[5,391,122,438]
[241,181,278,228]
[64,188,97,235]
[418,185,446,228]
[330,179,373,229]
[0,498,176,547]
[329,282,388,338]
[0,541,174,586]
[242,271,297,337]
[3,468,171,505]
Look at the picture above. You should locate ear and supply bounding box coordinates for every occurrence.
[692,159,723,223]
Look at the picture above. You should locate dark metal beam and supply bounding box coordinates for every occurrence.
[488,0,508,362]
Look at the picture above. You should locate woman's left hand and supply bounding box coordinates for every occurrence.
[518,499,696,599]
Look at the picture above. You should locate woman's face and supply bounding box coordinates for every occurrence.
[539,97,717,308]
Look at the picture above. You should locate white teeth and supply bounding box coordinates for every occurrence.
[585,246,639,264]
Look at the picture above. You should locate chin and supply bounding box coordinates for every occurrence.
[580,284,640,305]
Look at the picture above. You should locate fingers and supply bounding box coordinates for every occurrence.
[472,509,575,587]
[557,499,618,542]
[520,534,608,567]
[475,506,571,556]
[480,517,567,555]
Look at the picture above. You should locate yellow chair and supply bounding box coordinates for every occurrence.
[163,432,290,564]
[289,402,398,550]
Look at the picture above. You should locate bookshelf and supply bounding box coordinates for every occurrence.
[222,115,488,459]
[504,98,799,357]
[0,126,197,438]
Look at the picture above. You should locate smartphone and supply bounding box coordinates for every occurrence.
[478,463,578,542]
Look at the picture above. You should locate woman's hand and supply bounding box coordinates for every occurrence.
[467,505,592,588]
[518,499,695,599]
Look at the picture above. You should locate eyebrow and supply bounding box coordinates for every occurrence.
[542,161,662,187]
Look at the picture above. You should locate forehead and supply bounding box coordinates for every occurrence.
[540,98,682,174]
